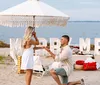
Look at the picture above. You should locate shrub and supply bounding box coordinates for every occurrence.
[0,41,10,48]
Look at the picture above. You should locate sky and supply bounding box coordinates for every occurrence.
[0,0,100,21]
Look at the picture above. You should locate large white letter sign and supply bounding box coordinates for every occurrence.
[68,37,72,45]
[35,38,47,56]
[50,38,61,55]
[95,38,100,55]
[79,38,90,53]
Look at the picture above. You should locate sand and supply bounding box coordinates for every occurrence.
[0,49,100,85]
[0,48,9,56]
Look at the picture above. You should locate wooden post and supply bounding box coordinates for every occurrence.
[17,56,25,74]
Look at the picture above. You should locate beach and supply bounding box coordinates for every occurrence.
[0,50,100,85]
[0,0,100,85]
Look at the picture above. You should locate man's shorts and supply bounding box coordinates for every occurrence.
[54,68,68,84]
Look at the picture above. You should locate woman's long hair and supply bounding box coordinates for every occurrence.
[23,26,34,46]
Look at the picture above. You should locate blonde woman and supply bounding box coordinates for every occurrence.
[21,26,39,85]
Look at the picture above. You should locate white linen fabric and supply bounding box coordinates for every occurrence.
[21,46,34,70]
[51,45,73,76]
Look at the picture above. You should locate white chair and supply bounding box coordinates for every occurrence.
[33,55,46,77]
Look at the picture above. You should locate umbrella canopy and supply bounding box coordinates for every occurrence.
[0,0,70,27]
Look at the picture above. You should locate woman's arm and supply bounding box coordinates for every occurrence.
[31,32,39,45]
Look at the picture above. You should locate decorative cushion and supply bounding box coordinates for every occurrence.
[76,60,84,65]
[74,64,83,70]
[83,62,97,70]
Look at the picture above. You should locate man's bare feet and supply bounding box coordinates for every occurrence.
[67,82,73,85]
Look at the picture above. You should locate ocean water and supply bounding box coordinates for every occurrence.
[0,21,100,44]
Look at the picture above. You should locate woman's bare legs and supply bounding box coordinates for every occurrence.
[25,69,33,85]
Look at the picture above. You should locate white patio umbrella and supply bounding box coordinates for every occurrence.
[0,0,70,28]
[0,0,70,67]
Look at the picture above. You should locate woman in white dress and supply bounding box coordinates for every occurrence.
[21,26,39,85]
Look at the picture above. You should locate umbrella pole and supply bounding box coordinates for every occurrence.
[33,16,35,31]
[33,16,36,55]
